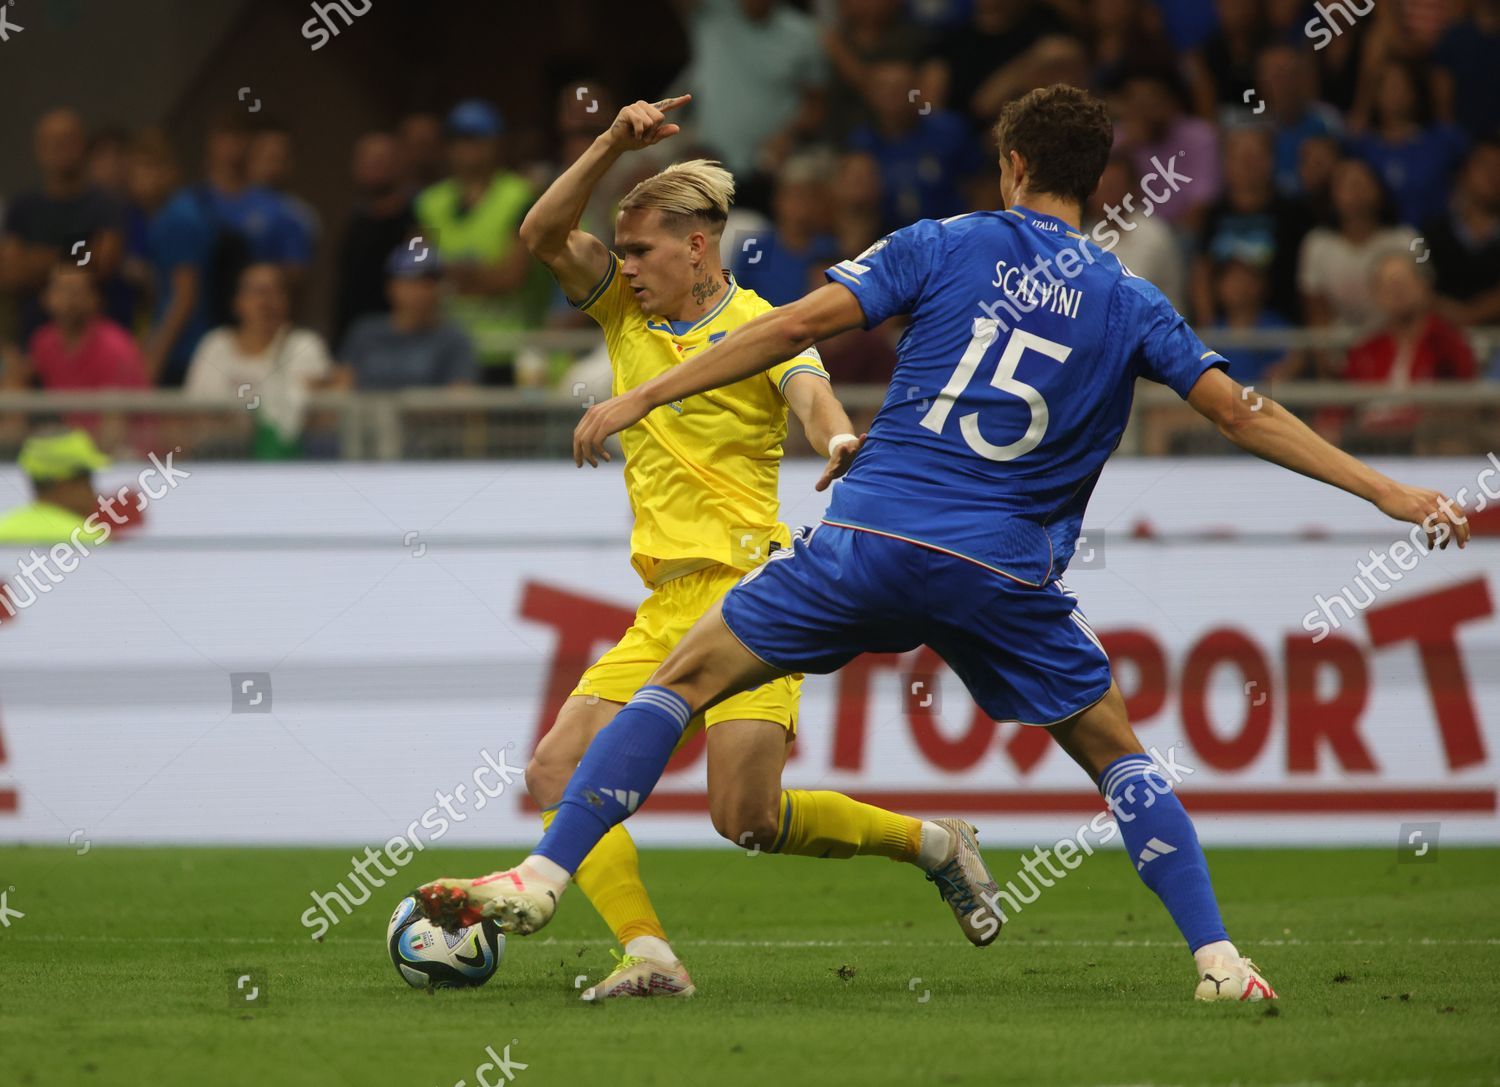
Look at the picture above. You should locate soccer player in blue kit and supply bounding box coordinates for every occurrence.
[419,85,1471,1001]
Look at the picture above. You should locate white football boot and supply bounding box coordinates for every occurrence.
[580,950,697,1002]
[923,818,1004,947]
[416,864,562,935]
[1194,955,1278,1001]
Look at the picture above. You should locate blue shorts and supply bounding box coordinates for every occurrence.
[720,523,1113,727]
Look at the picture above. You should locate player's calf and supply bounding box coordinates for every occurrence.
[526,694,618,807]
[1050,686,1279,1000]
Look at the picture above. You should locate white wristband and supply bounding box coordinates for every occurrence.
[828,433,858,457]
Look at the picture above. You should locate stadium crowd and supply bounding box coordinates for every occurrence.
[1,0,1498,458]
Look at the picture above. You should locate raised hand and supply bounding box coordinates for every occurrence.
[607,95,692,152]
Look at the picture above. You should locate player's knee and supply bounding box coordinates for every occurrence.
[711,798,780,854]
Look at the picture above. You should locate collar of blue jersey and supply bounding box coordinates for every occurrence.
[648,273,738,337]
[1006,205,1084,238]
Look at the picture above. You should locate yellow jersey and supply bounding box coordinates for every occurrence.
[576,255,828,587]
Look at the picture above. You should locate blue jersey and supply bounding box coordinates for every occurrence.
[823,207,1225,586]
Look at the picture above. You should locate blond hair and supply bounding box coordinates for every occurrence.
[619,159,735,234]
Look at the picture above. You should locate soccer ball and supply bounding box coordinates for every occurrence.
[386,894,505,989]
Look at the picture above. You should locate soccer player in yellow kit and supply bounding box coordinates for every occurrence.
[466,96,999,1001]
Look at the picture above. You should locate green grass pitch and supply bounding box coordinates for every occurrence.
[1,845,1497,1086]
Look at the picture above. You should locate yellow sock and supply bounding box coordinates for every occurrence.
[539,807,668,945]
[770,789,922,861]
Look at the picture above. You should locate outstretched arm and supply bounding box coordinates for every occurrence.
[1186,367,1470,549]
[782,369,865,492]
[519,95,691,302]
[573,282,866,465]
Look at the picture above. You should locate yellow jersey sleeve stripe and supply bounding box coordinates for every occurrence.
[776,362,830,395]
[573,257,617,312]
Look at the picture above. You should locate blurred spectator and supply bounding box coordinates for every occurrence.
[247,124,322,250]
[414,100,547,385]
[1347,58,1468,229]
[816,322,899,392]
[1088,0,1178,95]
[0,341,20,389]
[830,151,884,257]
[1425,140,1500,327]
[1432,0,1500,141]
[731,153,841,305]
[547,81,624,239]
[1192,126,1312,324]
[675,0,829,176]
[18,266,147,391]
[821,0,937,138]
[1379,0,1461,57]
[86,127,133,201]
[967,34,1091,117]
[934,0,1069,129]
[1257,44,1343,195]
[200,112,313,296]
[184,264,335,459]
[1328,252,1477,443]
[1346,253,1476,385]
[126,131,217,386]
[1210,258,1295,385]
[1298,159,1417,330]
[1087,155,1186,314]
[1115,72,1221,229]
[333,132,416,347]
[88,125,147,332]
[397,112,447,192]
[0,109,126,340]
[338,247,476,390]
[1297,133,1342,225]
[849,58,984,230]
[1150,0,1220,50]
[1186,0,1270,122]
[1308,1,1370,116]
[0,430,114,548]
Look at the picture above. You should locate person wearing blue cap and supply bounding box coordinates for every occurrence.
[336,244,477,390]
[413,100,550,385]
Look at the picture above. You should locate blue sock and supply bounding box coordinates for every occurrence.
[1100,753,1228,953]
[534,686,691,874]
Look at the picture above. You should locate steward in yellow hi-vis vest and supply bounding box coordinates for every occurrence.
[0,429,113,548]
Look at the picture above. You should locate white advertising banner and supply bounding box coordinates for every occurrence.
[0,458,1496,849]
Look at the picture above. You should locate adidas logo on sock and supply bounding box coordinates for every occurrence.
[1135,837,1177,870]
[600,788,642,813]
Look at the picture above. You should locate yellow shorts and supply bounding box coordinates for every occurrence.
[570,563,802,741]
